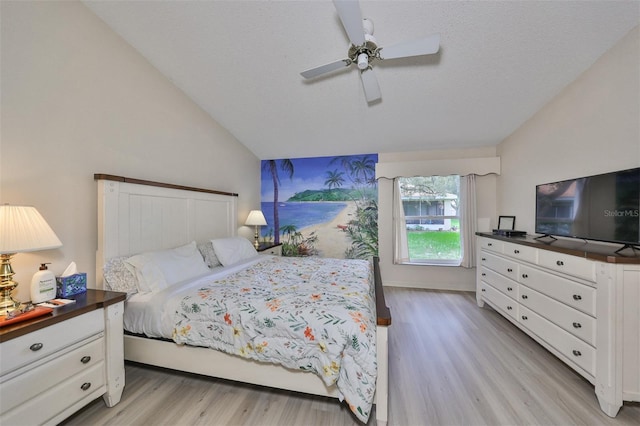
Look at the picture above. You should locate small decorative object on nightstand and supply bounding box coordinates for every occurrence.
[245,210,267,249]
[257,242,282,256]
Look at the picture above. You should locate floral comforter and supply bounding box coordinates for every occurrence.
[172,256,377,423]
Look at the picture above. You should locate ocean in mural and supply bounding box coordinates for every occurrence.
[259,202,347,237]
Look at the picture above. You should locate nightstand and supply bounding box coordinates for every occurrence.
[257,242,282,256]
[0,289,126,425]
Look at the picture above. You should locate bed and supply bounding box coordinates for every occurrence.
[95,174,391,425]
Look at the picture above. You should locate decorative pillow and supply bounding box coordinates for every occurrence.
[125,241,211,293]
[197,241,221,269]
[103,256,138,296]
[211,237,258,266]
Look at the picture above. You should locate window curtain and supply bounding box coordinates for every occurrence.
[393,178,410,264]
[460,174,477,268]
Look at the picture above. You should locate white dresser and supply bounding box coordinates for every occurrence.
[0,290,126,425]
[476,234,640,417]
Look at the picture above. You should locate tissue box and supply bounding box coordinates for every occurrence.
[56,273,87,298]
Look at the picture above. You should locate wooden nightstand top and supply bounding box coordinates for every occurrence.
[0,289,126,342]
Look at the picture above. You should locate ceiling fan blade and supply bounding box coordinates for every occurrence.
[333,0,365,46]
[360,67,381,103]
[379,33,441,60]
[301,59,351,79]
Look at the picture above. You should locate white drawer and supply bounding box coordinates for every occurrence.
[480,252,519,281]
[260,245,282,256]
[480,267,518,300]
[519,285,596,346]
[1,361,106,426]
[519,265,596,317]
[0,310,104,375]
[503,241,537,264]
[479,238,503,253]
[538,250,596,282]
[481,282,518,321]
[519,306,595,377]
[0,336,104,413]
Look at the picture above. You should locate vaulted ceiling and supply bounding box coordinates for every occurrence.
[83,0,639,160]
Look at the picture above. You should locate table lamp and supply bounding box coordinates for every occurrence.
[245,210,267,249]
[0,205,62,314]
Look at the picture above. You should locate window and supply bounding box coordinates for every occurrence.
[398,176,461,265]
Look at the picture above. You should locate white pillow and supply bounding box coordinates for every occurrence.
[125,241,210,293]
[211,237,258,266]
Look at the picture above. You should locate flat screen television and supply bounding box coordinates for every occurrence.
[535,167,640,249]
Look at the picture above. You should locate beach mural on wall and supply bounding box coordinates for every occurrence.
[261,154,378,259]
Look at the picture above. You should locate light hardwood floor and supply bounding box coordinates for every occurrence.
[62,288,640,426]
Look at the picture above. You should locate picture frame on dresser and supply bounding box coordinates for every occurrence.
[497,215,516,230]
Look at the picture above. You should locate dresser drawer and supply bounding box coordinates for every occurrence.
[480,252,519,281]
[519,306,595,377]
[503,241,537,264]
[481,282,518,321]
[538,250,596,282]
[519,265,595,316]
[519,285,596,346]
[1,361,106,426]
[480,267,518,300]
[1,310,104,375]
[0,336,104,413]
[479,238,503,253]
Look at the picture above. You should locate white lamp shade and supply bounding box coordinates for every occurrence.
[0,205,62,254]
[245,210,267,226]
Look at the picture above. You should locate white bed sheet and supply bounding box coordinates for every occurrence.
[124,255,269,338]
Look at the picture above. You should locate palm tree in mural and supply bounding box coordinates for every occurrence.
[324,170,345,197]
[262,159,294,244]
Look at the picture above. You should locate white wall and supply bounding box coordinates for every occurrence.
[377,147,498,291]
[497,26,640,235]
[1,1,260,302]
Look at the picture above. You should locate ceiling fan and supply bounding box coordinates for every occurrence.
[300,0,440,103]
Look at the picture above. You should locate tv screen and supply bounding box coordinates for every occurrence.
[535,168,640,246]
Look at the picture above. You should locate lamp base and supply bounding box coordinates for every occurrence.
[0,253,20,314]
[253,227,260,249]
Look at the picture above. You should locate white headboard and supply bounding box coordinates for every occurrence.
[95,174,238,289]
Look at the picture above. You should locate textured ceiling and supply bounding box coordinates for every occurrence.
[83,1,639,160]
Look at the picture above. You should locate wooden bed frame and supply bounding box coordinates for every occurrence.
[95,174,391,425]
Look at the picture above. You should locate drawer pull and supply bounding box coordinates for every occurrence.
[481,273,486,276]
[507,287,513,291]
[572,294,582,301]
[507,306,513,310]
[482,257,486,261]
[572,322,582,329]
[521,315,528,320]
[521,273,528,279]
[572,350,582,357]
[521,295,528,300]
[481,288,486,292]
[488,243,493,247]
[81,356,92,364]
[556,260,564,266]
[29,343,43,352]
[81,382,92,391]
[507,268,513,273]
[514,249,520,254]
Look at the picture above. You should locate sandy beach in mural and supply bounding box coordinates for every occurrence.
[297,201,357,258]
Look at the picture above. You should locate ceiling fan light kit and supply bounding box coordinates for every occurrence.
[300,0,440,104]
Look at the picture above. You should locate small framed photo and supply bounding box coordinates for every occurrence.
[498,216,516,230]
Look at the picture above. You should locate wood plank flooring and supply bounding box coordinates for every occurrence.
[62,288,640,426]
